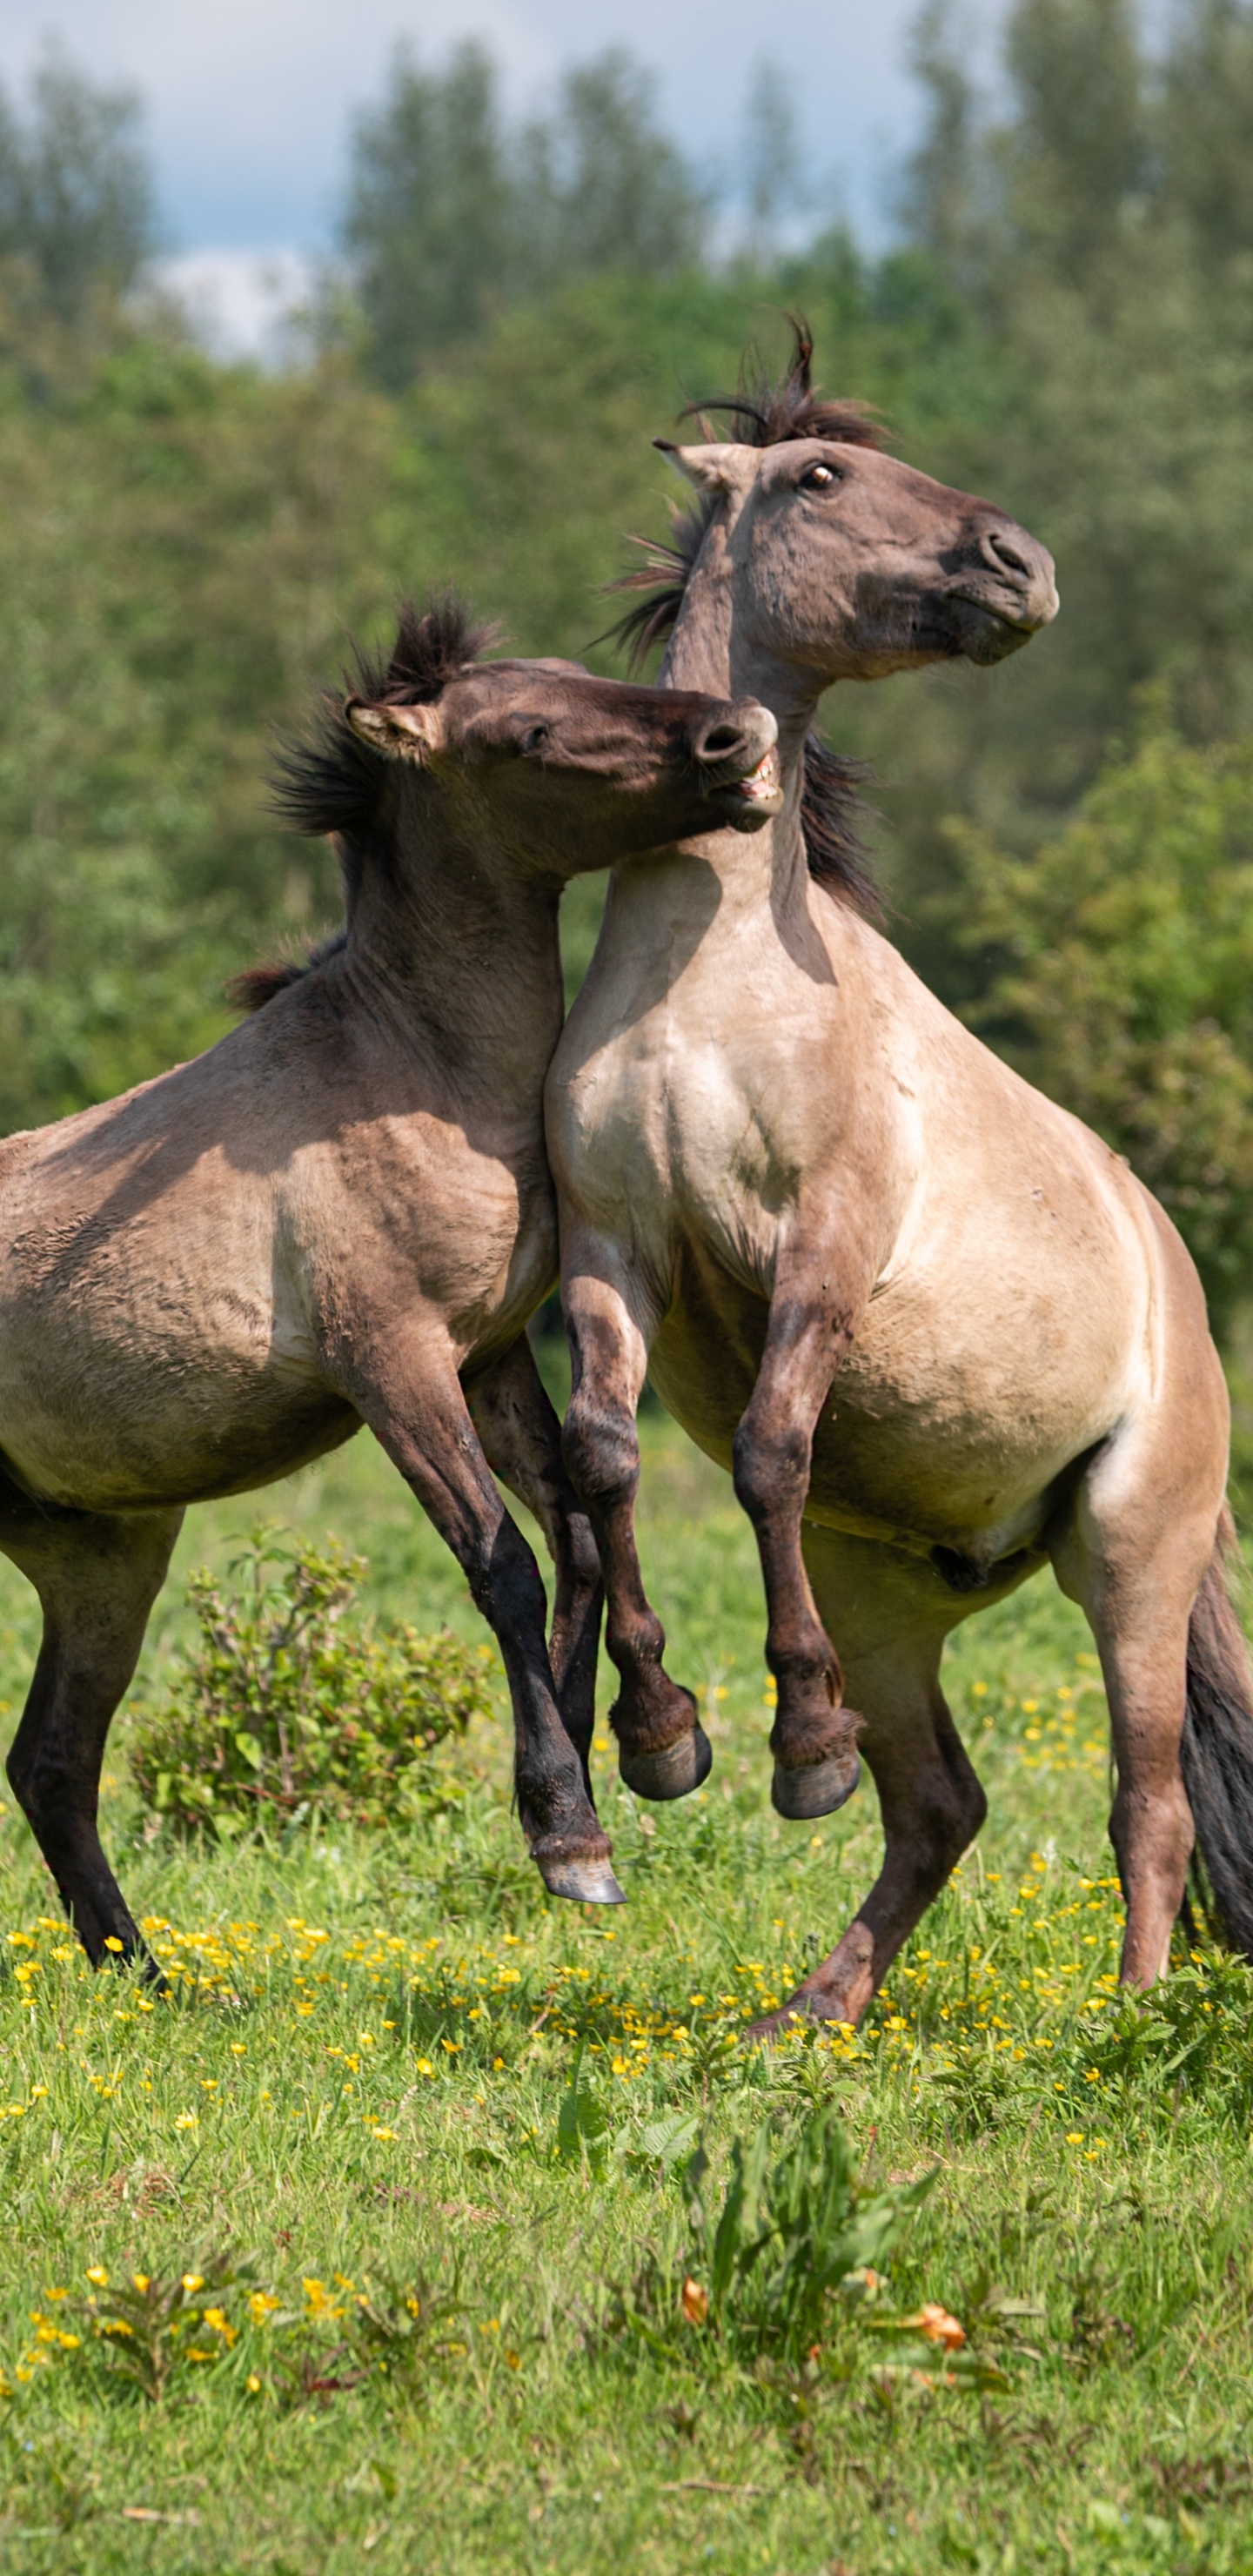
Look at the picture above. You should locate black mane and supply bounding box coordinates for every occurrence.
[233,594,494,1015]
[607,319,881,922]
[270,593,495,844]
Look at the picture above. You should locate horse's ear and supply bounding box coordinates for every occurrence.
[654,439,758,497]
[345,699,445,762]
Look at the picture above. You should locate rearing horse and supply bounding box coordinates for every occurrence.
[0,607,779,1958]
[547,337,1253,2032]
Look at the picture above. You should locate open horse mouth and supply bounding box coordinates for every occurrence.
[725,746,782,805]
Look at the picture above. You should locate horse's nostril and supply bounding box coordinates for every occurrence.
[698,723,745,760]
[984,528,1032,582]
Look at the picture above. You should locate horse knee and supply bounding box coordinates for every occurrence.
[562,1394,638,1510]
[732,1417,809,1524]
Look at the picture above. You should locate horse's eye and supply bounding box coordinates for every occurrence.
[799,463,840,492]
[519,722,550,755]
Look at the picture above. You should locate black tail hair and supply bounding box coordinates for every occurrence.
[1180,1506,1253,1956]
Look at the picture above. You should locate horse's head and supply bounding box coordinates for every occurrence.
[618,331,1056,713]
[345,651,781,874]
[662,430,1057,694]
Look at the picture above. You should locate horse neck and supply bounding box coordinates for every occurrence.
[345,807,566,1089]
[591,533,822,944]
[660,516,821,753]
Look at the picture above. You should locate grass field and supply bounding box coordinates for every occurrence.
[1,1403,1252,2575]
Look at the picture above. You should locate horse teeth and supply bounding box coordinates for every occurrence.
[741,751,780,798]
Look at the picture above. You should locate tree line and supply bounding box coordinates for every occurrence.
[3,8,1253,1405]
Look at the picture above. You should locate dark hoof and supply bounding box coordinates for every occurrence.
[771,1748,861,1820]
[619,1723,713,1802]
[539,1855,626,1905]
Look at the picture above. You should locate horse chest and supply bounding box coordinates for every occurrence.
[556,1026,795,1294]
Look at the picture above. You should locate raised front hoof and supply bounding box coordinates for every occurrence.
[619,1723,713,1803]
[771,1748,861,1821]
[538,1855,626,1905]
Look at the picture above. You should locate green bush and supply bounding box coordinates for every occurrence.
[129,1532,495,1837]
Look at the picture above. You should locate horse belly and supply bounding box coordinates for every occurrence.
[0,1208,350,1510]
[806,1256,1139,1554]
[652,1218,1142,1566]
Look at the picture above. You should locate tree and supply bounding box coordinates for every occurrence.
[1000,0,1146,285]
[341,43,513,390]
[734,62,808,270]
[1160,0,1253,268]
[536,52,707,283]
[947,707,1253,1338]
[0,55,154,320]
[340,44,707,386]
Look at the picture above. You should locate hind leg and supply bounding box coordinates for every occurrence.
[1052,1437,1220,1987]
[749,1528,987,2036]
[1,1498,183,1967]
[1049,1206,1232,1984]
[336,1319,620,1904]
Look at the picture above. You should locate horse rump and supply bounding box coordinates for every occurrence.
[1180,1505,1253,1957]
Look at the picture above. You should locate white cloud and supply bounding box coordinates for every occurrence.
[157,249,315,359]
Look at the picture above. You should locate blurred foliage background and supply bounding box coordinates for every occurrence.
[3,1,1253,1414]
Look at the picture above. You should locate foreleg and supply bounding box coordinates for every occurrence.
[344,1327,621,1902]
[467,1334,602,1787]
[732,1258,867,1818]
[561,1257,710,1801]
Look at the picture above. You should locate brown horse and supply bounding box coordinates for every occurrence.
[0,600,781,1962]
[548,336,1253,2030]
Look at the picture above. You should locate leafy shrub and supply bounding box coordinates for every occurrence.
[129,1532,495,1836]
[948,710,1253,1338]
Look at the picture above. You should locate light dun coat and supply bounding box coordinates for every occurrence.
[547,341,1253,2030]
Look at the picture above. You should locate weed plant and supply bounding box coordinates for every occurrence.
[0,1422,1250,2573]
[128,1533,493,1836]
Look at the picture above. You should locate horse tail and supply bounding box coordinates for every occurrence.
[1179,1506,1253,1957]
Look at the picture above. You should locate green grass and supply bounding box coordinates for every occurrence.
[1,1410,1251,2574]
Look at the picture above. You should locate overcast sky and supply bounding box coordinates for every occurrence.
[0,0,999,349]
[0,0,943,249]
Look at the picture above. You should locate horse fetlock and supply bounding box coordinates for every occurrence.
[747,1929,876,2041]
[769,1680,858,1773]
[522,1790,620,1905]
[515,1751,601,1841]
[611,1671,700,1756]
